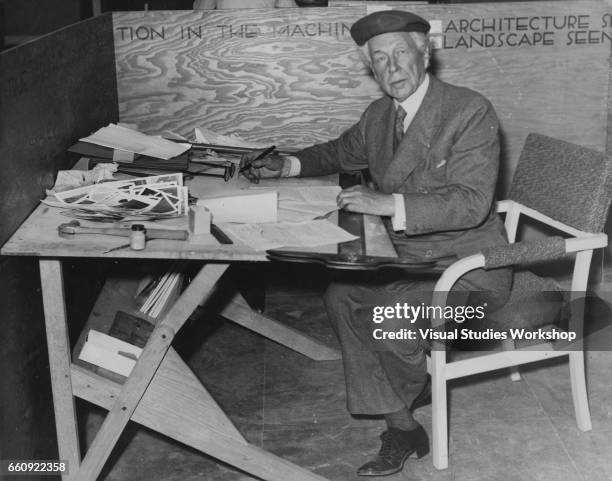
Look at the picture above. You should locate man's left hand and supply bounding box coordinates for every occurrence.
[337,185,395,216]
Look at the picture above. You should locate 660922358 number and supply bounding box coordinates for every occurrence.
[1,460,68,475]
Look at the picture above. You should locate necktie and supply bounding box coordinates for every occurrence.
[394,105,407,151]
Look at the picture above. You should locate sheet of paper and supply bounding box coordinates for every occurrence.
[79,329,142,377]
[218,219,358,251]
[86,329,142,358]
[197,190,277,223]
[80,123,190,160]
[253,185,341,222]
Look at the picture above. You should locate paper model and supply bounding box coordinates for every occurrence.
[42,173,189,221]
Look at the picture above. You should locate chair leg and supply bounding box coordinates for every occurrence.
[431,367,448,469]
[569,351,592,431]
[567,287,591,432]
[501,339,521,381]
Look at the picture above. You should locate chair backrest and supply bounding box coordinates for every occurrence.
[509,133,612,232]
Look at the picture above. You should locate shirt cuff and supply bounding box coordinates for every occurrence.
[282,155,301,177]
[391,194,406,231]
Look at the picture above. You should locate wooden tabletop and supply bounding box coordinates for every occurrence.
[0,202,260,260]
[1,174,397,261]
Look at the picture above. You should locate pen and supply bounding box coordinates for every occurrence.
[239,145,276,173]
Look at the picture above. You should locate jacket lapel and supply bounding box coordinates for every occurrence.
[379,75,444,193]
[366,98,396,186]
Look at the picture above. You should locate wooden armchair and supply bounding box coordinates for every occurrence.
[428,133,612,469]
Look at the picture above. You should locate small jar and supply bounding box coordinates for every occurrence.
[130,224,147,250]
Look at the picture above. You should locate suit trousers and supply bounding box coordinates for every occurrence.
[324,267,511,415]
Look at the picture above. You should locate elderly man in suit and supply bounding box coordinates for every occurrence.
[241,10,511,476]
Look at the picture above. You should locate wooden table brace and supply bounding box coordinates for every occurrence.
[41,260,332,481]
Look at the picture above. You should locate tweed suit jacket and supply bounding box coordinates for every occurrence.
[295,75,508,262]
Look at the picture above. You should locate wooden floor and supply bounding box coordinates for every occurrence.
[78,263,612,481]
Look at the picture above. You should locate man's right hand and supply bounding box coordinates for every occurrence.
[239,150,287,184]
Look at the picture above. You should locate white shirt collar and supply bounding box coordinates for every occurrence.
[395,74,430,131]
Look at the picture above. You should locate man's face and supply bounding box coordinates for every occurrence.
[368,32,428,102]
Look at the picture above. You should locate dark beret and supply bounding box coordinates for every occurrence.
[350,10,430,46]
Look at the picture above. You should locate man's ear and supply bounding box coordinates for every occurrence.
[423,43,432,70]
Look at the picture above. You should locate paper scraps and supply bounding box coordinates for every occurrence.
[47,163,119,194]
[42,173,189,221]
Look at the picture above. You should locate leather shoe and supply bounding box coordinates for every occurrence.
[357,425,430,476]
[409,375,431,412]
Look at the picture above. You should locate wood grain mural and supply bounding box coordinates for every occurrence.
[113,3,612,192]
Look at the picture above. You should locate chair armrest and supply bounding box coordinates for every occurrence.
[481,237,567,269]
[433,237,571,292]
[480,234,607,270]
[429,233,607,328]
[430,232,607,306]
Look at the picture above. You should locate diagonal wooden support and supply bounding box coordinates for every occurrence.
[221,291,341,361]
[72,353,329,481]
[75,263,229,481]
[72,348,245,444]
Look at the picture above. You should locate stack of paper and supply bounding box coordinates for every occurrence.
[80,123,190,160]
[218,219,359,251]
[138,267,183,319]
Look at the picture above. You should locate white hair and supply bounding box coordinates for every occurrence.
[358,31,431,70]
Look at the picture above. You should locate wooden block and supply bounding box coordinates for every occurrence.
[188,205,211,235]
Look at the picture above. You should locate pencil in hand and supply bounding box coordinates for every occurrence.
[239,145,276,173]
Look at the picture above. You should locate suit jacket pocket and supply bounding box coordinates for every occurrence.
[406,159,447,193]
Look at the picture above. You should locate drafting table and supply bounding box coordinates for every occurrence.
[0,174,406,481]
